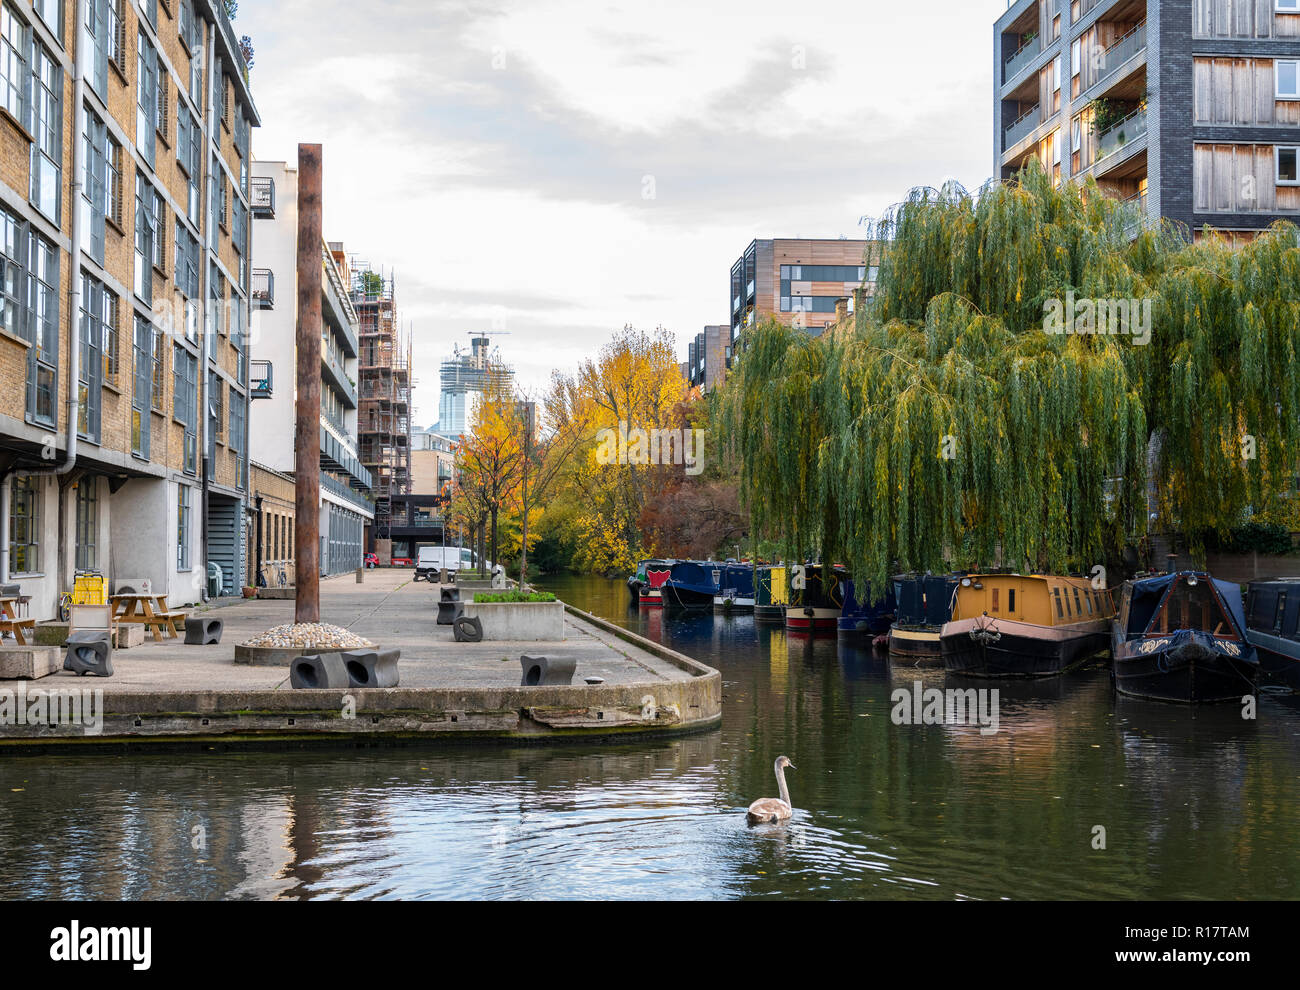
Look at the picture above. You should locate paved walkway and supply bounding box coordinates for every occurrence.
[53,569,693,695]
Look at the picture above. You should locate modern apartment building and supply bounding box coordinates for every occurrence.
[354,265,411,561]
[995,0,1300,239]
[0,0,258,614]
[247,160,373,579]
[729,238,878,343]
[435,334,513,437]
[686,324,728,392]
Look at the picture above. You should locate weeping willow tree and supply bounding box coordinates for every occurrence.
[719,163,1300,590]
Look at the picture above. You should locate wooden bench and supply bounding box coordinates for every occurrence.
[0,617,37,646]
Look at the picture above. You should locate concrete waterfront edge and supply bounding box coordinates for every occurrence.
[0,604,723,752]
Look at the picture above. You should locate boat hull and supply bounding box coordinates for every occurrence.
[638,591,663,608]
[754,604,785,623]
[888,624,943,664]
[941,615,1110,678]
[1113,629,1259,703]
[661,585,715,609]
[713,596,755,613]
[786,606,840,632]
[1244,631,1300,692]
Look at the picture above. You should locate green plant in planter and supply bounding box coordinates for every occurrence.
[473,591,557,603]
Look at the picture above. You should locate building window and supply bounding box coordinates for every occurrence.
[101,290,118,388]
[174,220,199,298]
[177,485,191,570]
[1278,146,1299,185]
[106,0,124,73]
[132,316,151,458]
[151,327,165,410]
[0,5,27,123]
[31,0,60,41]
[106,135,121,227]
[27,230,58,427]
[152,187,166,273]
[135,173,158,303]
[81,108,109,265]
[75,480,97,571]
[135,31,158,167]
[1279,60,1299,99]
[78,273,107,442]
[9,475,40,574]
[173,344,197,474]
[177,104,202,223]
[230,386,245,490]
[208,264,225,337]
[29,42,61,223]
[1279,0,1300,11]
[210,370,223,443]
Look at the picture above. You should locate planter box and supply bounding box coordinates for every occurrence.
[461,601,565,641]
[0,645,61,680]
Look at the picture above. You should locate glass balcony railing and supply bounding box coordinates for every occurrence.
[1093,110,1147,166]
[1093,23,1145,91]
[1004,39,1040,83]
[1004,105,1042,149]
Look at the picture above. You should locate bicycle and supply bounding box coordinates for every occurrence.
[260,561,287,589]
[57,570,106,622]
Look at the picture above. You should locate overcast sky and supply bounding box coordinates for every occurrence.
[240,0,1008,426]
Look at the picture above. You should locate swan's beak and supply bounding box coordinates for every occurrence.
[787,763,796,771]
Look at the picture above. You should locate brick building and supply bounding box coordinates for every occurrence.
[0,0,257,615]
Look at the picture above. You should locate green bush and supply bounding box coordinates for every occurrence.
[472,591,557,604]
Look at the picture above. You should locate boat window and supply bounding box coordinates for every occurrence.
[992,588,999,613]
[1054,588,1064,619]
[1274,591,1288,634]
[1008,588,1016,613]
[1084,589,1093,615]
[1160,577,1238,638]
[1073,587,1084,616]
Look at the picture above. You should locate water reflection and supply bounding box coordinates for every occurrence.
[0,574,1296,900]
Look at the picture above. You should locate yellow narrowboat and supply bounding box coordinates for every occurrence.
[940,574,1115,678]
[755,565,788,623]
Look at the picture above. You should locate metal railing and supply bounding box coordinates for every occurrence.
[250,359,272,399]
[250,176,275,217]
[251,269,274,309]
[1004,105,1042,149]
[321,471,375,513]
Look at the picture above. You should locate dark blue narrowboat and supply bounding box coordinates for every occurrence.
[836,580,896,641]
[1112,571,1258,703]
[661,560,721,610]
[713,563,756,612]
[1244,578,1300,692]
[888,574,959,663]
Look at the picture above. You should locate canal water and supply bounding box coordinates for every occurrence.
[2,573,1298,900]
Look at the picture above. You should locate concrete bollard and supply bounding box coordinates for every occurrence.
[356,567,364,584]
[520,654,576,686]
[289,652,350,689]
[342,648,401,688]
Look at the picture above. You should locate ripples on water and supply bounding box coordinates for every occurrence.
[1,574,1298,900]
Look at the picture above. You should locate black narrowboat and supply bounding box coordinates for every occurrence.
[888,573,959,663]
[1112,571,1258,703]
[1243,578,1300,692]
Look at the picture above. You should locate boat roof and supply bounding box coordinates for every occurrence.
[1128,571,1247,633]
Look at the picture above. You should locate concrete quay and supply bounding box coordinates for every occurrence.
[0,570,721,752]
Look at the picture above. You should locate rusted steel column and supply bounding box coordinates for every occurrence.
[294,144,323,623]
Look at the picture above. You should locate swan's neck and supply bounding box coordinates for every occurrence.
[775,763,790,807]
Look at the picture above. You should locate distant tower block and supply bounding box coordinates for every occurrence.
[436,333,515,437]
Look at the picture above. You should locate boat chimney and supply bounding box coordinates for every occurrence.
[1165,553,1177,574]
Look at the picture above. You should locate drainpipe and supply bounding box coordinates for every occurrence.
[22,0,89,602]
[198,24,217,598]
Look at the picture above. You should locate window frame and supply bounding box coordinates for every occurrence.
[9,474,41,575]
[1278,59,1300,100]
[1277,145,1299,186]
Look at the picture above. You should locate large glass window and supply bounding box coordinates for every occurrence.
[31,0,60,41]
[75,479,97,571]
[27,230,57,426]
[0,5,28,123]
[134,173,157,303]
[29,41,60,222]
[132,316,150,458]
[176,485,191,570]
[77,273,108,441]
[1278,60,1299,99]
[151,327,165,410]
[81,107,108,264]
[1278,146,1299,186]
[9,475,40,574]
[135,31,157,167]
[173,343,197,474]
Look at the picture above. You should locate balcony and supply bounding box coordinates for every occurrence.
[250,176,275,218]
[1004,105,1042,151]
[1089,23,1146,97]
[252,269,274,310]
[1092,109,1147,168]
[250,359,273,399]
[1004,38,1041,84]
[321,472,375,515]
[322,347,358,409]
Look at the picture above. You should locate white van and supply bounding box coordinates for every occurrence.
[414,546,486,581]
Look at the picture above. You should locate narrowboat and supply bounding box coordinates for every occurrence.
[660,560,720,610]
[638,560,674,608]
[888,573,959,663]
[1113,571,1258,703]
[836,580,896,641]
[940,574,1114,677]
[713,563,756,613]
[628,558,672,605]
[755,565,788,623]
[785,564,849,633]
[1244,578,1300,692]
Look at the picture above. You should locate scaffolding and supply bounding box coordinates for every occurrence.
[352,262,412,547]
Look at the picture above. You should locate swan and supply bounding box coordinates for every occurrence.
[747,756,796,824]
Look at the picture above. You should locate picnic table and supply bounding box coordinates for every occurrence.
[0,596,35,645]
[110,594,187,643]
